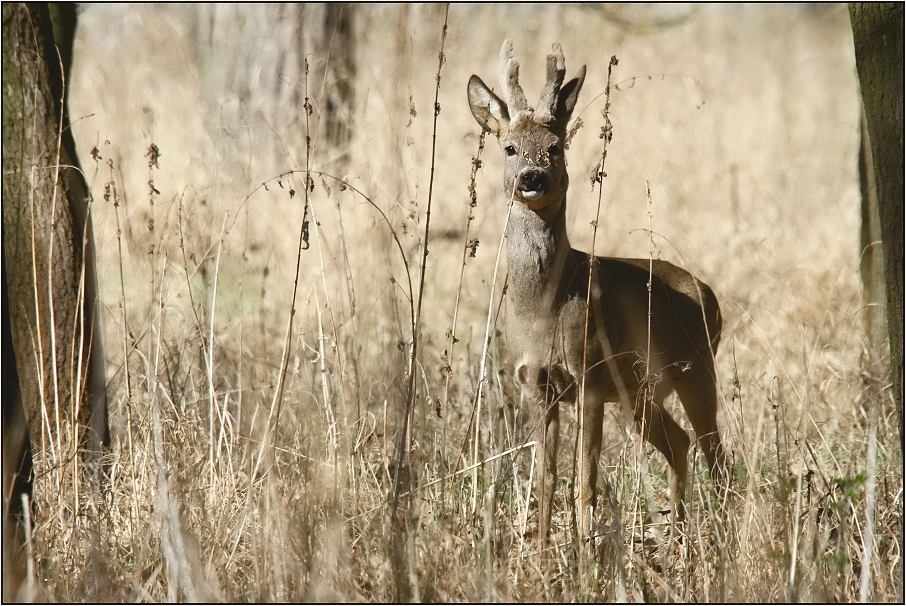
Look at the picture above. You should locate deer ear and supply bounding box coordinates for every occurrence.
[556,65,586,124]
[468,75,509,135]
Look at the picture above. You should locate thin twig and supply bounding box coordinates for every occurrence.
[109,173,138,545]
[391,4,449,509]
[578,54,619,546]
[440,127,486,494]
[470,190,515,513]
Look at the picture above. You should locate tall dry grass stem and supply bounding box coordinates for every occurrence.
[108,175,138,545]
[859,351,880,602]
[393,4,450,510]
[469,193,515,515]
[45,47,68,482]
[29,167,56,472]
[440,127,487,509]
[578,55,619,560]
[206,215,226,473]
[269,56,315,442]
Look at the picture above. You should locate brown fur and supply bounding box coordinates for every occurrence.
[468,40,728,547]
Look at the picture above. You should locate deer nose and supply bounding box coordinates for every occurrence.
[517,169,546,193]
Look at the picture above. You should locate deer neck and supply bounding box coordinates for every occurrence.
[506,196,574,315]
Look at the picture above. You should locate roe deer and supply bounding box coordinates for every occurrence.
[467,40,727,546]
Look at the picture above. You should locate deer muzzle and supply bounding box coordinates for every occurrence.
[516,168,548,200]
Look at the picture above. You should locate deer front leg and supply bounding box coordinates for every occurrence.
[578,392,605,546]
[518,365,562,548]
[537,395,560,549]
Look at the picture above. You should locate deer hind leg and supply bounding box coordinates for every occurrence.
[673,367,729,491]
[634,393,691,521]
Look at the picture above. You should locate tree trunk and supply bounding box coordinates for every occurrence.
[1,227,31,600]
[2,4,108,597]
[850,5,904,602]
[850,3,904,448]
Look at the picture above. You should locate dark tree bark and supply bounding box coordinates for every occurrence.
[1,227,31,599]
[2,4,108,598]
[850,3,904,449]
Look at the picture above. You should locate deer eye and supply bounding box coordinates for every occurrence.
[548,145,561,157]
[504,145,517,157]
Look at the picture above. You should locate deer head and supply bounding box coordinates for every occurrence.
[468,40,586,211]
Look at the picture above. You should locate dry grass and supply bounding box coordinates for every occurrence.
[17,4,901,601]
